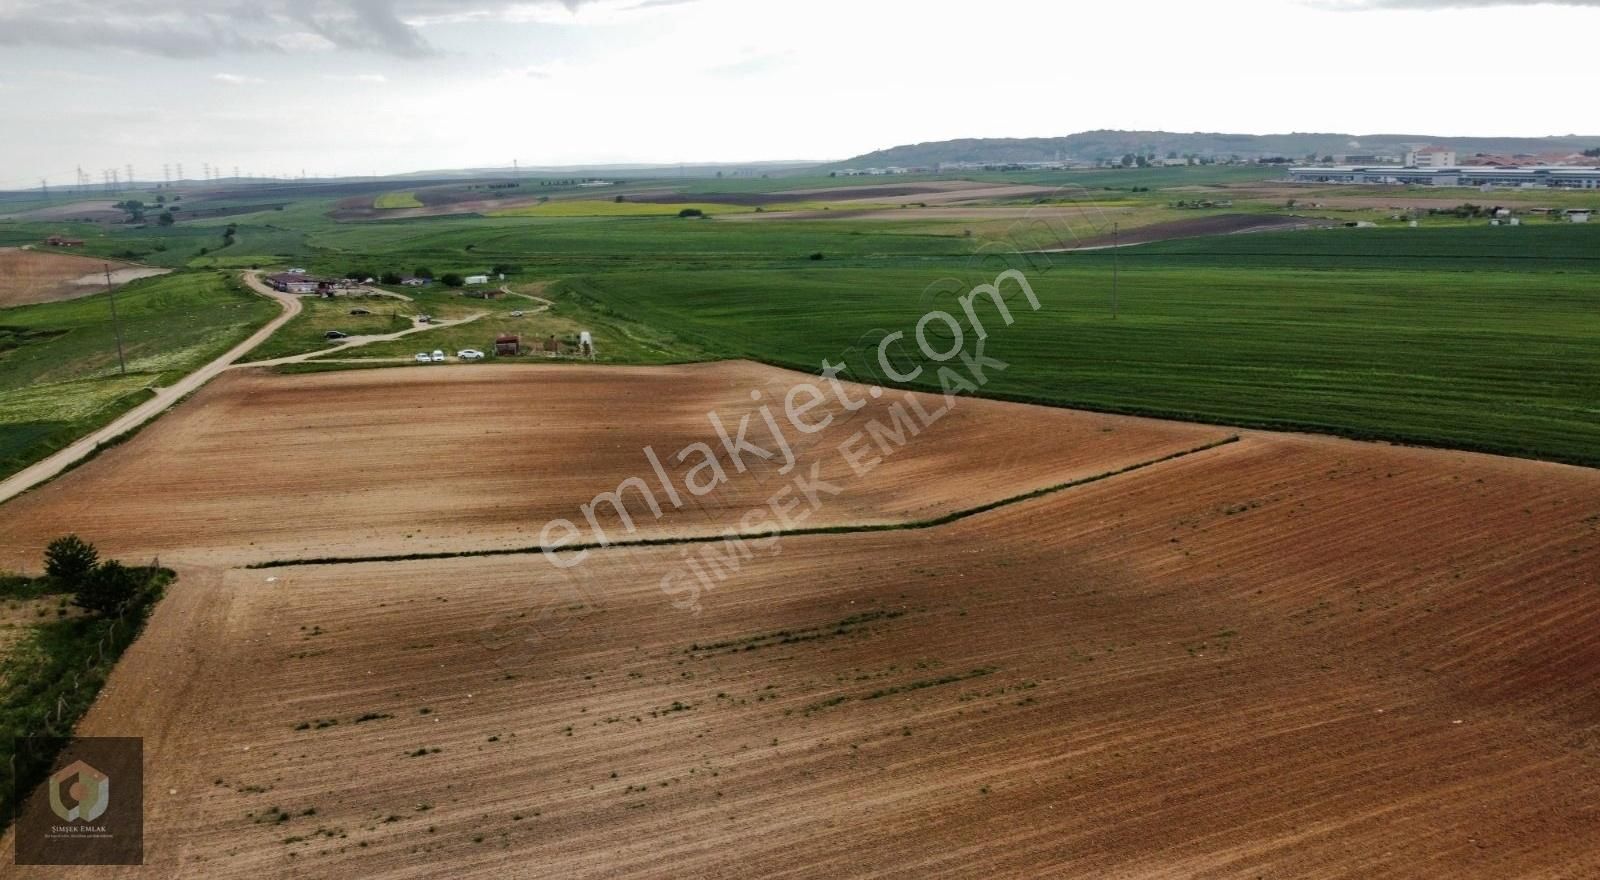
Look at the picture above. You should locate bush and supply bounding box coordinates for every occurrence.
[43,535,97,588]
[380,271,402,285]
[440,273,465,288]
[677,208,703,218]
[74,560,139,617]
[808,252,824,261]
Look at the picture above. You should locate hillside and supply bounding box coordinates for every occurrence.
[841,130,1600,167]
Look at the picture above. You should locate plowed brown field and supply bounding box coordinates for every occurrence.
[0,362,1224,567]
[0,248,164,307]
[3,363,1597,879]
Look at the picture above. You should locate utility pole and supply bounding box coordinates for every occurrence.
[1111,222,1119,320]
[104,264,127,376]
[126,164,135,187]
[39,178,48,200]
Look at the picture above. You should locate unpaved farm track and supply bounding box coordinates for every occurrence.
[0,277,299,506]
[2,363,1598,879]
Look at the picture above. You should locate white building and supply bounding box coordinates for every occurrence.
[1571,210,1592,224]
[1405,147,1458,168]
[464,274,490,285]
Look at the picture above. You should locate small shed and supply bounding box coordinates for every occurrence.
[495,334,521,356]
[465,274,490,286]
[45,235,86,247]
[1569,210,1592,224]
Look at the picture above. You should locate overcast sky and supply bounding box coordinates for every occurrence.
[1,0,1597,187]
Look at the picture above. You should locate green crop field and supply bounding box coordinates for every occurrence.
[558,244,1600,465]
[0,271,279,479]
[374,191,424,209]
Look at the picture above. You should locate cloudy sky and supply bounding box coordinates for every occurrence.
[0,0,1596,187]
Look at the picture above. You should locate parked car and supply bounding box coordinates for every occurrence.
[324,330,348,340]
[457,349,485,360]
[431,350,445,362]
[509,310,524,318]
[414,352,432,363]
[416,314,433,324]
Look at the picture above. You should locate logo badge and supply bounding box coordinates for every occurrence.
[48,759,110,823]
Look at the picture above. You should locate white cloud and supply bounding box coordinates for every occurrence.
[212,73,266,85]
[323,73,390,83]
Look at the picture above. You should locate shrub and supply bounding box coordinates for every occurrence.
[74,560,139,617]
[440,273,465,288]
[677,208,704,218]
[380,271,402,285]
[43,535,98,587]
[808,252,824,261]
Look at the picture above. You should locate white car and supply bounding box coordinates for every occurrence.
[431,350,446,362]
[457,349,485,360]
[414,352,431,363]
[509,310,524,318]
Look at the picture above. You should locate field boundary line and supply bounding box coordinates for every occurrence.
[245,435,1239,570]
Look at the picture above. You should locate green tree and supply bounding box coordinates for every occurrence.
[380,271,402,285]
[75,560,139,617]
[158,211,175,226]
[441,273,465,287]
[414,267,434,280]
[44,535,98,587]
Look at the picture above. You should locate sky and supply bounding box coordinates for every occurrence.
[1,0,1597,188]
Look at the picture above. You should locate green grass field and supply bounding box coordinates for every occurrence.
[0,271,278,479]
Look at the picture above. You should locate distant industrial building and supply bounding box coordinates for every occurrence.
[1404,147,1457,168]
[1288,165,1600,189]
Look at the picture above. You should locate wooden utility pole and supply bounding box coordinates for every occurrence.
[104,264,127,375]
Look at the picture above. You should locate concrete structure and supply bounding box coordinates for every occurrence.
[1405,147,1457,168]
[1570,210,1592,224]
[264,272,322,294]
[464,274,489,286]
[1289,165,1600,189]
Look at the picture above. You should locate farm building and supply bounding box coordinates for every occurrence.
[464,274,490,286]
[265,273,327,294]
[1570,210,1592,224]
[399,276,429,287]
[464,288,501,300]
[495,334,521,356]
[44,235,86,247]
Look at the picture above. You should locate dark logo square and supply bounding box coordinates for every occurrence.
[11,736,143,866]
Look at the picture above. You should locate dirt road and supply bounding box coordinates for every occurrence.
[0,273,300,506]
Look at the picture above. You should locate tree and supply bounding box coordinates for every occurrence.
[380,271,402,285]
[414,267,434,280]
[491,263,516,276]
[158,211,175,226]
[1585,148,1600,158]
[677,208,704,218]
[44,535,98,587]
[441,272,465,288]
[74,560,138,617]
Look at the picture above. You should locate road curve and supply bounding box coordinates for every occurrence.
[0,272,301,506]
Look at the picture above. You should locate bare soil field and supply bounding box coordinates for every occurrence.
[0,361,1224,568]
[0,248,167,307]
[0,200,125,223]
[1059,213,1338,249]
[10,426,1598,878]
